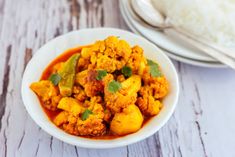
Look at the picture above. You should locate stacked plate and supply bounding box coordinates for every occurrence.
[119,0,225,67]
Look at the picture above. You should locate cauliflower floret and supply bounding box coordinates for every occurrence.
[62,113,80,135]
[84,70,104,97]
[76,115,106,136]
[54,110,80,135]
[104,74,141,113]
[137,86,163,116]
[110,104,143,135]
[30,80,60,110]
[77,36,132,73]
[78,41,106,71]
[77,47,94,71]
[91,40,106,53]
[44,95,62,110]
[76,69,104,97]
[54,96,106,136]
[56,97,84,135]
[86,36,132,73]
[30,80,58,101]
[127,46,147,75]
[87,96,104,119]
[95,55,117,72]
[142,73,169,99]
[53,110,79,135]
[76,97,106,136]
[104,36,131,62]
[136,75,167,116]
[73,85,87,102]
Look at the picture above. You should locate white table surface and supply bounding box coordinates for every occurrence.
[0,0,235,157]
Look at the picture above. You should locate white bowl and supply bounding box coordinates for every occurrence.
[21,28,179,149]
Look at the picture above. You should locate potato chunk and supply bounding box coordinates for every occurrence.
[110,105,143,135]
[57,97,84,116]
[53,111,69,126]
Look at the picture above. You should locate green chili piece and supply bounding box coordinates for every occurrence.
[58,53,80,96]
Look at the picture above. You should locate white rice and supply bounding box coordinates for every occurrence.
[152,0,235,49]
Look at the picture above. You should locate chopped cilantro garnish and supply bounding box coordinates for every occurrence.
[121,66,132,77]
[81,109,93,121]
[108,80,122,93]
[49,73,61,85]
[96,70,107,80]
[147,59,162,77]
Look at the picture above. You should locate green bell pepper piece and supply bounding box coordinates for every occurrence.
[58,53,80,96]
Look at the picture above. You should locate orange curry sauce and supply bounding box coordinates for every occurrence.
[39,46,152,139]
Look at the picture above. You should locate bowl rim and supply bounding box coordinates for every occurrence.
[21,27,179,149]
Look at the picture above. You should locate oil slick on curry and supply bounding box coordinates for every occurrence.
[30,36,169,139]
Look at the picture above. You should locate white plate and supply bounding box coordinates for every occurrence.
[120,0,225,68]
[120,0,219,62]
[21,28,179,148]
[119,1,225,68]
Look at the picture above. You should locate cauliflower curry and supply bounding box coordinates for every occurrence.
[30,36,169,139]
